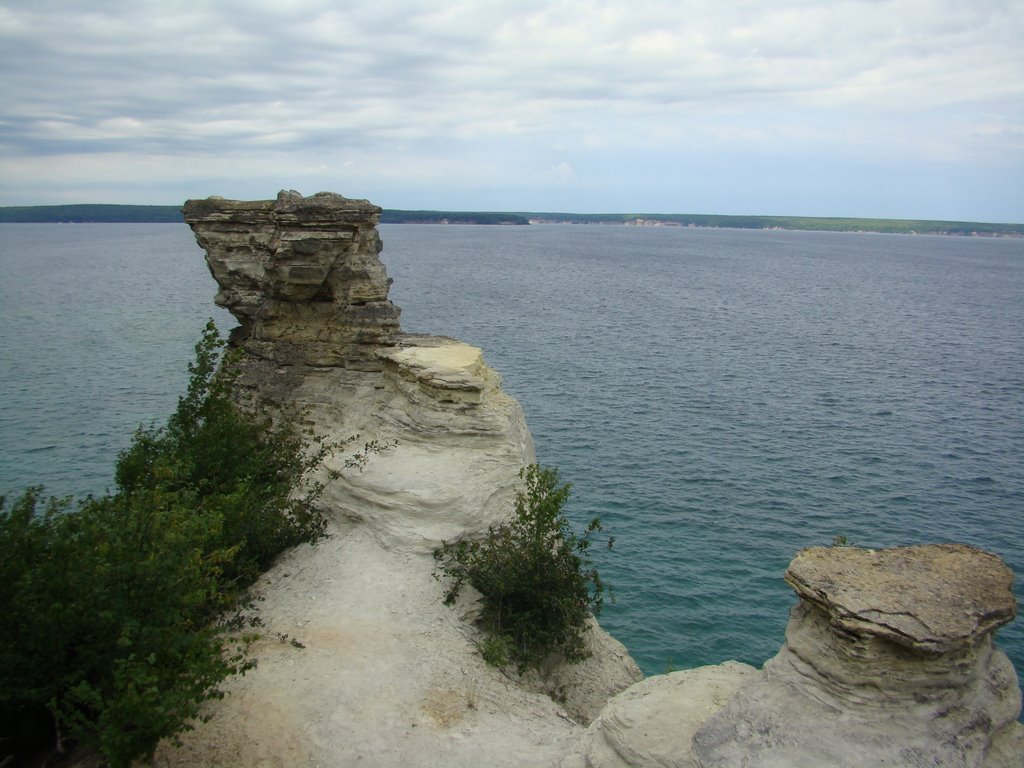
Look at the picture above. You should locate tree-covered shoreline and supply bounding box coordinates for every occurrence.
[1,203,1020,236]
[0,323,385,768]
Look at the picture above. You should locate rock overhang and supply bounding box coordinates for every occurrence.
[183,189,399,368]
[784,543,1017,654]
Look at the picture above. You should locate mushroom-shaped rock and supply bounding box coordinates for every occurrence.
[785,544,1017,654]
[692,544,1022,768]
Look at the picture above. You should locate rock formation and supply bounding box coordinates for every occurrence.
[565,544,1022,767]
[169,192,641,768]
[183,190,400,368]
[182,191,536,549]
[177,192,1021,767]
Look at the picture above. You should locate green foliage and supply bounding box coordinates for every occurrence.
[114,321,337,584]
[477,635,513,668]
[434,464,610,671]
[380,209,530,225]
[0,321,365,768]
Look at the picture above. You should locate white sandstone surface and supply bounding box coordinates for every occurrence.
[156,520,609,768]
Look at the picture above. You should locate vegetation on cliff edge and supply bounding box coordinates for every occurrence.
[434,464,611,671]
[0,322,379,768]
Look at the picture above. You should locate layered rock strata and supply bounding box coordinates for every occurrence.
[177,192,642,759]
[183,190,400,368]
[182,191,535,549]
[566,544,1022,767]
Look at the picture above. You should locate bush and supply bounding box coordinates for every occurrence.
[0,488,246,768]
[0,321,368,768]
[433,464,610,671]
[114,321,337,584]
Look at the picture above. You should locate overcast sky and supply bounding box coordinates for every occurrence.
[1,1,1021,220]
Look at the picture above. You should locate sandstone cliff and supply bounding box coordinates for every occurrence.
[162,191,641,767]
[183,190,542,551]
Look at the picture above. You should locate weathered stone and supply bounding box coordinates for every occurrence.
[182,190,401,368]
[181,193,641,734]
[691,544,1022,768]
[518,617,645,726]
[560,662,757,768]
[184,193,538,550]
[785,544,1018,654]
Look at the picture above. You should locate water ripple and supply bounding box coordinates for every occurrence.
[2,223,1022,702]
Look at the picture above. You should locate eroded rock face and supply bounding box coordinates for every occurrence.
[182,191,535,550]
[692,544,1022,768]
[568,544,1022,767]
[183,190,401,368]
[560,662,757,768]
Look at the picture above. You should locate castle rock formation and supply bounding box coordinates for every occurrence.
[182,190,539,549]
[183,190,400,368]
[180,191,1021,767]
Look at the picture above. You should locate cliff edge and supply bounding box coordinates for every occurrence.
[168,191,1022,767]
[158,191,641,767]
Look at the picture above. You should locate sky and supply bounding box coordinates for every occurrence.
[1,0,1022,221]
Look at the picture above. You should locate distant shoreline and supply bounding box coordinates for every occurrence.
[1,204,1021,237]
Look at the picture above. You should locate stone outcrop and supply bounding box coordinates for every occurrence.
[180,192,1021,767]
[567,544,1022,767]
[177,193,642,754]
[182,191,535,550]
[693,545,1021,768]
[560,661,759,768]
[182,190,400,368]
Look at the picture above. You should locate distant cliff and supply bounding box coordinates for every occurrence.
[381,209,529,225]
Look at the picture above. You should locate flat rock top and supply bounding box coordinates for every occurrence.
[378,336,490,392]
[183,189,381,220]
[387,342,484,374]
[785,544,1017,653]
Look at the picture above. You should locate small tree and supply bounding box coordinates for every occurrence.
[434,464,610,670]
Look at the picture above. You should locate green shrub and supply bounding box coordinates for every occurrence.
[434,464,610,671]
[114,321,341,585]
[0,321,374,768]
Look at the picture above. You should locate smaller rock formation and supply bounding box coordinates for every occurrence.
[560,661,758,768]
[566,544,1022,767]
[693,544,1021,768]
[182,190,400,368]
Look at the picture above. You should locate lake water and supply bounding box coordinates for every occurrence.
[1,222,1021,686]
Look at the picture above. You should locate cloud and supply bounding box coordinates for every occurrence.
[547,161,576,184]
[0,0,1021,218]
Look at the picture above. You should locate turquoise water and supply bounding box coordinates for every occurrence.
[1,222,1021,687]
